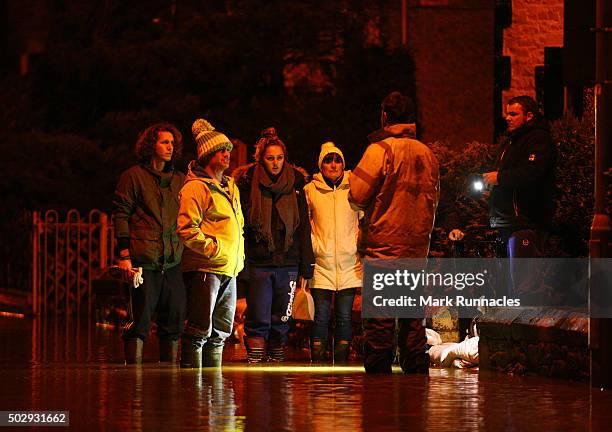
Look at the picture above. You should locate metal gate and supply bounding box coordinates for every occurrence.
[31,210,115,315]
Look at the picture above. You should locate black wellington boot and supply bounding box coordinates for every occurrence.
[333,340,350,364]
[124,338,144,365]
[244,336,266,364]
[159,339,179,363]
[310,338,328,363]
[267,342,286,363]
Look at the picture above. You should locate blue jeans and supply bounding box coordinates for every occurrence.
[182,272,237,349]
[310,288,356,342]
[245,266,298,344]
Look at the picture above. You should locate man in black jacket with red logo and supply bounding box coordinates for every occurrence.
[483,96,556,295]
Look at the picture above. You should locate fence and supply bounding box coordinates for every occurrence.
[31,210,115,315]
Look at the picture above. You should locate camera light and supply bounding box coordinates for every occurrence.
[473,180,484,192]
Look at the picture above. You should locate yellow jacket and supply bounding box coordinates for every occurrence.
[177,161,245,276]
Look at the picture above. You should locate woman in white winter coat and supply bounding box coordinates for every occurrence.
[304,142,362,363]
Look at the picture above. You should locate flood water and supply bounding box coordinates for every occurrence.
[1,316,611,431]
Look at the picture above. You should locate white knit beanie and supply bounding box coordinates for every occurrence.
[318,141,345,170]
[192,119,233,161]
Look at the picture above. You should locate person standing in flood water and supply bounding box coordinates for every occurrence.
[349,92,439,374]
[233,127,314,363]
[113,122,186,364]
[177,119,245,369]
[304,142,362,363]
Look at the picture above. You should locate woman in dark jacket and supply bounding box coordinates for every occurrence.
[233,127,314,363]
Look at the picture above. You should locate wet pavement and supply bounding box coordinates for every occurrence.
[1,316,611,431]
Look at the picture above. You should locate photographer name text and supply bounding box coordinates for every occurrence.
[372,295,521,307]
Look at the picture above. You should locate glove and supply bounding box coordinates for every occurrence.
[133,267,144,288]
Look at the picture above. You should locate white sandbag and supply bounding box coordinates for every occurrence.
[448,336,479,365]
[426,328,443,346]
[451,358,475,369]
[428,337,480,367]
[427,343,456,366]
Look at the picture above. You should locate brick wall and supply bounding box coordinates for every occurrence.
[502,0,564,106]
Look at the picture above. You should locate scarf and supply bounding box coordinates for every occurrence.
[248,163,300,253]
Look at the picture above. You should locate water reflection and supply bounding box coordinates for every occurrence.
[0,316,610,431]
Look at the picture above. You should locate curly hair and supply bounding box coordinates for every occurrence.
[253,127,288,163]
[135,122,183,163]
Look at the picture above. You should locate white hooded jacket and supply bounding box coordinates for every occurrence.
[304,171,362,290]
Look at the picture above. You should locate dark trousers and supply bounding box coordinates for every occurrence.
[182,272,237,349]
[363,318,428,374]
[311,288,356,342]
[245,266,298,344]
[123,265,186,341]
[500,228,546,298]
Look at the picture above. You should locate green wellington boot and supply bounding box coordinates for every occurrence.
[180,342,202,369]
[202,346,224,368]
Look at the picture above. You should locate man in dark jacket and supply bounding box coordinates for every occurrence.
[483,96,556,294]
[113,123,186,364]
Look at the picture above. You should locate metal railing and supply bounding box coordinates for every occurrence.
[31,210,115,316]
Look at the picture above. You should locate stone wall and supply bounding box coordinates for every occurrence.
[502,0,564,106]
[478,307,589,379]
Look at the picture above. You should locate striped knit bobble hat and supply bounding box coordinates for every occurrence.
[192,119,233,161]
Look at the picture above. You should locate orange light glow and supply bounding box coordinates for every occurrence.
[0,311,25,319]
[96,322,118,330]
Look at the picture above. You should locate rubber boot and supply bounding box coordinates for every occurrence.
[159,339,179,363]
[124,338,143,365]
[180,341,202,369]
[333,340,350,364]
[399,350,429,375]
[202,346,224,368]
[310,338,328,363]
[267,342,285,363]
[244,336,266,364]
[364,347,394,374]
